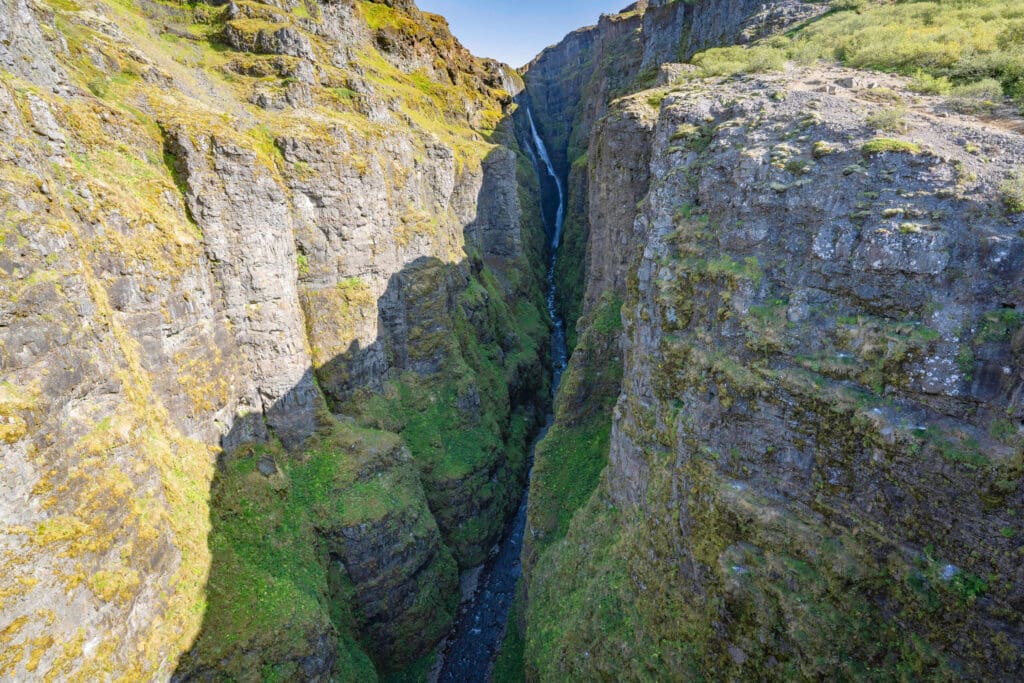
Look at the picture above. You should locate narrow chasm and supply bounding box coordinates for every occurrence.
[435,103,568,681]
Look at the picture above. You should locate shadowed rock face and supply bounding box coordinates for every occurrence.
[532,55,1024,683]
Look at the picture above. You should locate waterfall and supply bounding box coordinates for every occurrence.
[526,107,566,250]
[526,106,568,391]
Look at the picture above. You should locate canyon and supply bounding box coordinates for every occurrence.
[1,0,1022,681]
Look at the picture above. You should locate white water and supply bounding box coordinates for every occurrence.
[527,106,568,390]
[527,107,565,250]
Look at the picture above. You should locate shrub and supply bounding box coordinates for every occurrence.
[1001,171,1024,214]
[691,46,786,78]
[996,20,1024,50]
[949,77,1005,113]
[953,78,1005,100]
[866,105,908,132]
[773,0,1024,108]
[909,70,952,95]
[861,138,921,156]
[647,92,666,109]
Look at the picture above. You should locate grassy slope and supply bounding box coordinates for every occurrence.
[692,0,1024,109]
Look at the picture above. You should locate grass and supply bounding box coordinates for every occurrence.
[178,421,396,680]
[688,45,786,78]
[861,138,922,155]
[1000,170,1024,213]
[527,296,623,560]
[492,594,527,683]
[681,0,1024,110]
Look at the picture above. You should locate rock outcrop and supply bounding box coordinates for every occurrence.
[520,1,1024,680]
[0,0,547,679]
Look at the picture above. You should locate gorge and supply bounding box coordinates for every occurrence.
[1,0,1023,681]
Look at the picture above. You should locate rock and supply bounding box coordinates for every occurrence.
[0,0,545,680]
[256,456,277,476]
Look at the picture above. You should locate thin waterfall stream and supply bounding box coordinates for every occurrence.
[433,106,568,682]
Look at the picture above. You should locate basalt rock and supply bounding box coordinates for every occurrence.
[526,56,1024,683]
[0,0,546,679]
[521,2,1024,680]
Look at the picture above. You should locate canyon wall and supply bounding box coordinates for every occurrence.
[522,1,1023,680]
[0,0,548,679]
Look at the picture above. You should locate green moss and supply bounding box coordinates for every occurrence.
[526,296,623,564]
[180,421,401,680]
[688,254,764,285]
[358,0,415,31]
[346,260,548,567]
[861,138,922,156]
[552,156,590,351]
[380,652,435,683]
[977,308,1024,343]
[492,593,527,683]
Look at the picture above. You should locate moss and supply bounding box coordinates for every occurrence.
[180,420,449,679]
[345,260,549,567]
[0,382,37,444]
[492,592,527,683]
[977,308,1024,343]
[861,138,922,156]
[526,296,623,567]
[812,140,836,158]
[86,568,140,604]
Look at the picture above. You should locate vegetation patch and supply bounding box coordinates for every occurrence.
[1000,170,1024,214]
[178,420,454,680]
[861,138,922,156]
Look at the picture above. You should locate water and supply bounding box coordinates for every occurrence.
[434,106,568,682]
[528,107,568,390]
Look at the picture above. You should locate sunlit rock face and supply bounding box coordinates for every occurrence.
[0,0,547,679]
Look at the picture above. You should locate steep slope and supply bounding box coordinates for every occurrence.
[0,0,548,679]
[520,0,1024,679]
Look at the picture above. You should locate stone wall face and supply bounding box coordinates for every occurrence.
[521,1,1024,679]
[0,1,545,678]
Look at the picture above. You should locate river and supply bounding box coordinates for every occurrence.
[433,106,568,682]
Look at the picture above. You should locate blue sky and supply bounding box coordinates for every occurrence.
[416,0,630,67]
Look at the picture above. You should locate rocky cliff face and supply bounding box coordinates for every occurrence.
[521,1,1024,680]
[0,0,547,679]
[598,67,1022,678]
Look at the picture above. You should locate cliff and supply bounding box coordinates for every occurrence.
[521,0,1024,680]
[0,0,548,679]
